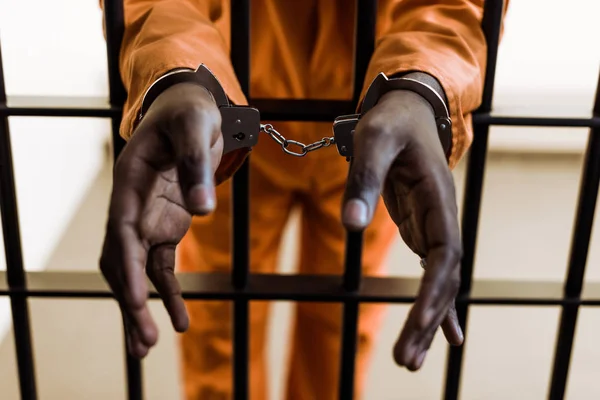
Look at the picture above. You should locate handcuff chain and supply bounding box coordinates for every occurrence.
[260,124,335,157]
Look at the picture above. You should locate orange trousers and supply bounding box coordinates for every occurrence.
[177,122,397,400]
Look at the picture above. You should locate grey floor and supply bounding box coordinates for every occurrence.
[1,151,600,400]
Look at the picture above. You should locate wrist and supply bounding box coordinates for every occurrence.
[151,82,216,113]
[361,71,452,158]
[139,65,230,122]
[379,89,435,117]
[390,71,448,107]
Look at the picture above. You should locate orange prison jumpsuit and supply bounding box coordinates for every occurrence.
[102,0,505,398]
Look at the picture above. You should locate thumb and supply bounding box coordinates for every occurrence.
[342,123,399,231]
[168,109,221,215]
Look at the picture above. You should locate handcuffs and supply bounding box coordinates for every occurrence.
[140,64,452,160]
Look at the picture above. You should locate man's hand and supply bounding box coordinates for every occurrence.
[342,89,463,371]
[100,83,223,358]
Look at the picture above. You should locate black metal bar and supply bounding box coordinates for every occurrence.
[231,162,250,291]
[443,118,491,400]
[473,113,600,128]
[4,96,600,129]
[104,0,127,106]
[123,319,143,400]
[230,0,251,398]
[0,96,118,118]
[443,1,504,399]
[103,0,142,398]
[124,351,143,400]
[547,75,600,400]
[338,231,363,400]
[339,303,360,398]
[104,0,128,160]
[352,0,378,105]
[230,0,251,95]
[337,1,377,395]
[0,38,38,400]
[343,232,364,293]
[478,2,504,114]
[7,271,600,305]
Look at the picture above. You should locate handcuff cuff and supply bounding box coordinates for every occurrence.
[140,64,452,160]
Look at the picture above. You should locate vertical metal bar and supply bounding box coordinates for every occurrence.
[443,1,504,399]
[104,0,127,160]
[122,316,143,400]
[230,0,251,399]
[547,75,600,400]
[103,1,143,399]
[338,230,363,400]
[230,0,251,290]
[0,40,38,400]
[123,350,143,400]
[338,2,377,397]
[352,0,378,105]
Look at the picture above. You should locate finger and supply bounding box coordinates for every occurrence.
[416,244,460,327]
[147,244,189,333]
[124,316,150,358]
[393,306,422,370]
[412,200,461,331]
[167,109,221,215]
[412,300,452,368]
[105,272,153,357]
[394,246,460,367]
[114,224,159,348]
[403,170,461,339]
[393,309,439,371]
[420,259,463,346]
[342,121,401,231]
[103,133,166,349]
[100,228,158,351]
[441,301,463,346]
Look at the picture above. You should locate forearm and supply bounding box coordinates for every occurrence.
[100,0,250,184]
[363,0,509,168]
[101,0,246,140]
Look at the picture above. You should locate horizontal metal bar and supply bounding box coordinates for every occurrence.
[474,113,600,128]
[3,96,600,128]
[1,271,600,305]
[1,96,119,118]
[251,99,355,121]
[257,100,600,127]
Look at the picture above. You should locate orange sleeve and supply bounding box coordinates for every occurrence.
[100,0,248,183]
[363,0,508,169]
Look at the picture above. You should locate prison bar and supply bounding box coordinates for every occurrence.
[0,42,38,400]
[443,1,505,399]
[2,96,600,129]
[5,271,600,306]
[338,236,364,400]
[337,0,378,398]
[103,0,143,399]
[548,73,600,400]
[230,0,252,398]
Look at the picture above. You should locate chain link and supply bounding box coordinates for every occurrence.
[260,124,335,157]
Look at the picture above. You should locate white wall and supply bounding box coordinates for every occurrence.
[0,0,111,334]
[491,0,600,153]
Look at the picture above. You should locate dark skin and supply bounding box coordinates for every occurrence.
[100,75,463,372]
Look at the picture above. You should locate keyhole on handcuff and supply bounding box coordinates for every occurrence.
[233,119,246,142]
